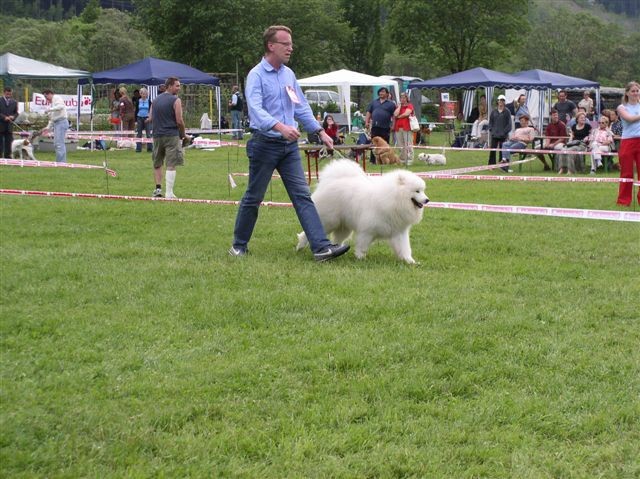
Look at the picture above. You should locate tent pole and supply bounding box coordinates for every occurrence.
[216,86,221,142]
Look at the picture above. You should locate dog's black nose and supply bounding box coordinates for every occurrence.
[424,198,430,204]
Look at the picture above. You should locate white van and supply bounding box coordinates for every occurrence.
[304,90,358,111]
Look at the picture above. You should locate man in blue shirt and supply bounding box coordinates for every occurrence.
[365,87,396,164]
[229,25,349,262]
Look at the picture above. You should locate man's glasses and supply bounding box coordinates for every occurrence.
[271,41,293,48]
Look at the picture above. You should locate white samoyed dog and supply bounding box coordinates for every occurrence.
[296,159,429,264]
[418,152,447,165]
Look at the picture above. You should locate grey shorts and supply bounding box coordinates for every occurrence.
[153,136,183,168]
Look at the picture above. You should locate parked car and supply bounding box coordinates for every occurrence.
[303,89,358,111]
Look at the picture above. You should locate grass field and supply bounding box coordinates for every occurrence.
[1,133,639,477]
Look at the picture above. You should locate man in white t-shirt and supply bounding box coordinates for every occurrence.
[42,89,69,163]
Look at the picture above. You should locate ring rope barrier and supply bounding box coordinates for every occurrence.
[1,189,638,223]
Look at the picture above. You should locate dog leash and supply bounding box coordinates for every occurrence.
[11,120,42,139]
[316,146,348,160]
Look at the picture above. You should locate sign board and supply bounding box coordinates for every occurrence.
[439,100,457,120]
[30,93,93,116]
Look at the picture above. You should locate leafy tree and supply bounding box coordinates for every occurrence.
[388,0,529,74]
[83,8,154,71]
[0,8,153,73]
[340,0,385,75]
[133,0,351,78]
[133,0,257,77]
[80,0,100,23]
[522,5,637,86]
[0,18,86,69]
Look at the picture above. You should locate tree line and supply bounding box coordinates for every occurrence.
[2,0,638,88]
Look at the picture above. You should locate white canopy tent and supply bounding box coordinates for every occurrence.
[1,52,91,127]
[0,52,90,80]
[298,69,399,132]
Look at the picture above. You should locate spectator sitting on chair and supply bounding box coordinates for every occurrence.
[588,116,614,174]
[470,101,488,146]
[559,111,591,175]
[418,124,431,145]
[466,95,486,124]
[567,106,587,130]
[544,108,568,171]
[499,114,536,172]
[488,94,512,165]
[322,115,342,145]
[608,109,622,171]
[610,109,623,139]
[452,111,467,147]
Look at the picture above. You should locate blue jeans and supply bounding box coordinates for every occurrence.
[231,110,243,139]
[136,116,152,152]
[53,119,69,163]
[501,140,526,161]
[232,134,331,253]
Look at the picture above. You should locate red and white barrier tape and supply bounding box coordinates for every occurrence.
[429,201,639,222]
[430,157,534,175]
[2,189,638,222]
[421,173,635,183]
[414,144,619,156]
[0,159,117,177]
[60,128,241,136]
[68,134,154,143]
[230,155,635,183]
[67,134,242,147]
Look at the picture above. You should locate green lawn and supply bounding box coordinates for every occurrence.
[1,135,639,477]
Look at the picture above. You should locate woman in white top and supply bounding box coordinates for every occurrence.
[616,81,640,206]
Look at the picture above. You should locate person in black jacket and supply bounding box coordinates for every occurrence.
[1,87,19,158]
[488,95,512,165]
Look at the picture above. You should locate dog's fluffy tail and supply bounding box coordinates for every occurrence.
[319,159,366,183]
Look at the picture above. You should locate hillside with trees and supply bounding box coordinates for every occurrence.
[1,0,637,86]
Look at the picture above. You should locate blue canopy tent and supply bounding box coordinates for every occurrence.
[512,69,598,90]
[410,67,553,132]
[79,57,221,131]
[512,69,601,122]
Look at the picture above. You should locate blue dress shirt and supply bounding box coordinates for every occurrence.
[246,57,320,139]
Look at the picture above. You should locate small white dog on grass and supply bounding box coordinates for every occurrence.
[296,159,429,264]
[11,138,37,161]
[418,152,447,165]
